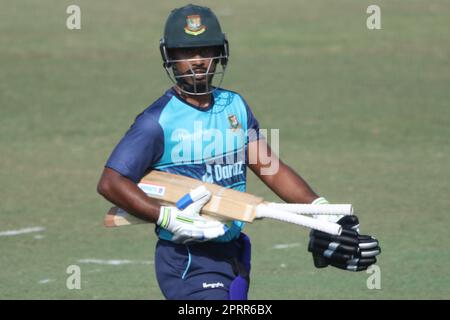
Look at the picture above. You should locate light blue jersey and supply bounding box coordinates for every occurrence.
[106,87,261,242]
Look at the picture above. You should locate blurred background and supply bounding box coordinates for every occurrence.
[1,0,449,299]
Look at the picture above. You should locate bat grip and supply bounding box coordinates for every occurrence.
[256,206,342,235]
[266,203,353,215]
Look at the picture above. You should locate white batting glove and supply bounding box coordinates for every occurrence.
[156,186,227,244]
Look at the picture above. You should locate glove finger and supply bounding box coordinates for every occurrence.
[313,228,358,240]
[346,256,377,268]
[313,231,359,246]
[360,247,381,258]
[309,247,353,262]
[309,237,359,255]
[184,189,212,212]
[340,228,359,238]
[325,250,354,262]
[202,225,228,239]
[358,235,380,250]
[329,260,368,272]
[312,254,330,268]
[337,215,360,229]
[192,221,225,230]
[191,217,225,228]
[327,261,352,271]
[356,257,377,267]
[194,189,212,206]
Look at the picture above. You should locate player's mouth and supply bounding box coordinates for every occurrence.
[193,69,207,79]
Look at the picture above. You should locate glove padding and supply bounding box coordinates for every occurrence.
[308,215,381,271]
[157,187,227,244]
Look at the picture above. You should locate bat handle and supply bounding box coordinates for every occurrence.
[256,205,342,235]
[266,203,353,215]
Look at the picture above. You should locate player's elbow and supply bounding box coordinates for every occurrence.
[97,167,121,198]
[97,168,133,203]
[97,178,110,198]
[97,173,116,199]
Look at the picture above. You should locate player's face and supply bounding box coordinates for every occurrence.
[170,47,220,91]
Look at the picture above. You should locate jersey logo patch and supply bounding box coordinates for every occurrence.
[228,114,241,130]
[184,15,206,36]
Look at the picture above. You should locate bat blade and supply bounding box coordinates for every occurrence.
[135,170,263,222]
[104,207,149,227]
[103,171,349,235]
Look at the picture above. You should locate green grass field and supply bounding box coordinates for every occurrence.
[1,0,449,299]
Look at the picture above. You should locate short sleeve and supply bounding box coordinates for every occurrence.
[239,95,263,142]
[105,114,164,183]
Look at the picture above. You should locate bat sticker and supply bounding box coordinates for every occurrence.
[138,183,166,197]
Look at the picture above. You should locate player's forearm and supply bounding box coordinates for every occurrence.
[248,139,320,203]
[252,161,319,204]
[274,163,319,203]
[97,168,161,223]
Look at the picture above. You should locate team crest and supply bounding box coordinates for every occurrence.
[184,15,206,36]
[228,115,241,130]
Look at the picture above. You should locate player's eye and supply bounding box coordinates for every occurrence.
[171,47,219,60]
[202,48,220,58]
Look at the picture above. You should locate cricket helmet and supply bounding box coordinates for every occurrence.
[160,4,229,95]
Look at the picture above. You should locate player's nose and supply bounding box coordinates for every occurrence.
[192,54,208,67]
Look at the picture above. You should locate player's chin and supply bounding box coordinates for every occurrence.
[187,78,212,87]
[194,76,207,82]
[194,74,213,81]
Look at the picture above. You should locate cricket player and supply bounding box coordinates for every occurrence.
[97,4,380,300]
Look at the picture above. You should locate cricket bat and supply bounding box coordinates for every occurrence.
[104,171,352,235]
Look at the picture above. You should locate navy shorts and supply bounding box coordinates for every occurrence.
[155,234,251,300]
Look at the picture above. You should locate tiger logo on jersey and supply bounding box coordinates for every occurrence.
[184,15,206,36]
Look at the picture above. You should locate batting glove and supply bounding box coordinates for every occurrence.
[157,186,227,244]
[308,214,381,271]
[309,197,342,268]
